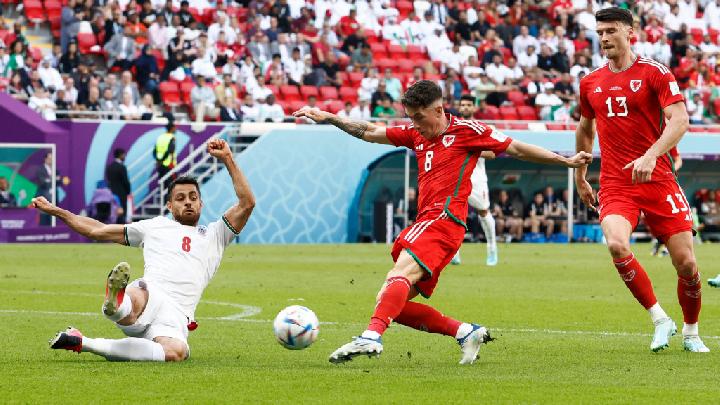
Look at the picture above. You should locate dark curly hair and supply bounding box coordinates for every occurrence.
[401,80,443,109]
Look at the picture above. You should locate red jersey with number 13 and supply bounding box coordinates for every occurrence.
[579,56,685,187]
[386,115,512,226]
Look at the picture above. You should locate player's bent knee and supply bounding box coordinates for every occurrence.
[672,255,697,277]
[606,239,631,258]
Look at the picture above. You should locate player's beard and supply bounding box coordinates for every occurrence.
[174,209,201,226]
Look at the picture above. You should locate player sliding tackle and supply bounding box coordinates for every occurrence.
[576,8,708,352]
[33,139,254,362]
[294,80,592,364]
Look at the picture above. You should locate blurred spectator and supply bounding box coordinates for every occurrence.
[191,47,217,79]
[264,53,287,86]
[84,86,101,112]
[493,190,523,242]
[87,180,122,224]
[134,45,160,97]
[525,192,555,239]
[149,14,170,51]
[115,71,140,106]
[105,148,131,224]
[118,91,141,120]
[286,47,305,85]
[686,93,708,125]
[220,97,243,122]
[138,93,159,120]
[38,56,64,92]
[177,0,196,27]
[339,7,361,37]
[350,98,372,120]
[257,94,285,123]
[61,0,83,52]
[191,76,219,121]
[4,40,26,77]
[251,75,273,102]
[54,88,71,119]
[442,68,463,101]
[240,94,259,122]
[139,0,157,27]
[62,77,79,107]
[518,44,538,71]
[351,43,373,72]
[358,67,379,102]
[370,80,393,113]
[73,59,95,107]
[34,152,55,225]
[0,177,16,207]
[633,31,655,59]
[100,87,116,112]
[653,34,673,66]
[104,25,137,70]
[337,101,354,118]
[472,72,496,104]
[552,99,573,122]
[318,51,342,87]
[214,73,238,110]
[372,96,396,118]
[383,68,402,101]
[554,73,576,102]
[0,45,8,76]
[536,82,563,120]
[29,87,57,121]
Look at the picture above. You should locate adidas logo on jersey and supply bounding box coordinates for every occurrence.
[415,144,424,151]
[594,87,602,93]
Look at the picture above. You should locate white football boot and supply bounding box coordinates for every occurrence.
[682,335,710,353]
[329,335,383,364]
[650,317,677,352]
[457,324,493,364]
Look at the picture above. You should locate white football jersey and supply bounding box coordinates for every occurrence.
[470,157,488,186]
[125,216,238,320]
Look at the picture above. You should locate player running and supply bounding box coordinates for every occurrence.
[294,80,591,364]
[450,94,499,266]
[35,139,255,362]
[575,8,708,352]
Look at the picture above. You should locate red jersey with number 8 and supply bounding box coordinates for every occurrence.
[386,114,512,226]
[579,57,685,187]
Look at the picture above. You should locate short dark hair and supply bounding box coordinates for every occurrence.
[460,94,476,104]
[113,148,126,158]
[595,7,633,26]
[401,80,443,109]
[167,176,200,199]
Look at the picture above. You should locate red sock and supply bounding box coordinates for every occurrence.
[394,301,462,337]
[367,276,411,335]
[678,272,702,324]
[613,254,657,309]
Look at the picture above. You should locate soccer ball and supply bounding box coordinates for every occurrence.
[273,305,319,350]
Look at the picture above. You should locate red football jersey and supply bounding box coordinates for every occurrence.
[579,57,685,187]
[386,115,512,226]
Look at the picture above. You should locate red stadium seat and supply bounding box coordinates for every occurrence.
[709,28,719,44]
[335,71,348,85]
[319,86,338,100]
[545,123,565,130]
[288,100,306,113]
[29,47,43,62]
[386,44,406,57]
[507,90,526,107]
[508,122,529,130]
[280,85,302,102]
[397,59,415,73]
[375,58,395,73]
[77,33,98,54]
[299,85,319,100]
[365,31,380,43]
[690,28,703,45]
[499,106,519,120]
[425,73,443,81]
[339,86,359,103]
[517,106,539,120]
[396,1,413,18]
[324,100,345,114]
[370,42,388,59]
[159,81,181,107]
[476,105,499,120]
[347,72,364,87]
[180,81,195,105]
[406,45,426,60]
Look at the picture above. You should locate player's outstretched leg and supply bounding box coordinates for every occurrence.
[329,252,421,364]
[395,301,493,364]
[479,212,498,266]
[49,326,168,361]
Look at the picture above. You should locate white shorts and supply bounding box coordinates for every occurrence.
[468,181,490,211]
[116,279,189,345]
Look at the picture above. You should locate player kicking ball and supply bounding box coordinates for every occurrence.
[34,139,254,362]
[294,80,591,364]
[450,94,499,267]
[576,8,708,352]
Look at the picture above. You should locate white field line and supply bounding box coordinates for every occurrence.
[3,289,720,339]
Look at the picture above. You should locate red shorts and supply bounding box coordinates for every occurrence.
[598,180,694,242]
[391,212,465,298]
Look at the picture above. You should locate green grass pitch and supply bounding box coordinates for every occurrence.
[1,243,719,403]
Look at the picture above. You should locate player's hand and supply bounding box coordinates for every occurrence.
[207,138,232,162]
[292,107,331,124]
[623,154,656,184]
[480,151,496,160]
[30,196,56,214]
[575,178,597,212]
[566,151,593,168]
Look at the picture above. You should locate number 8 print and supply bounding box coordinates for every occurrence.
[425,151,433,172]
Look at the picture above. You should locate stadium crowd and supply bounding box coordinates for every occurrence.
[0,0,718,124]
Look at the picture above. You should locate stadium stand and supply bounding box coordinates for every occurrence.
[0,0,719,128]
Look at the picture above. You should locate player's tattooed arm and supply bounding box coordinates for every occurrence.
[292,107,392,144]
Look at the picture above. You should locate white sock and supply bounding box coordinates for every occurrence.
[479,214,496,250]
[104,293,133,323]
[455,323,473,340]
[82,337,166,361]
[361,330,381,340]
[648,303,669,324]
[682,323,699,337]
